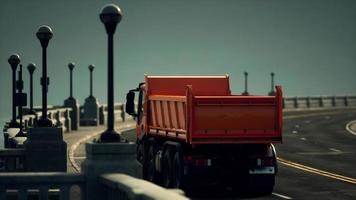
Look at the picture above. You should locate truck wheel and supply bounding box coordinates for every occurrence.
[172,151,184,188]
[147,144,160,183]
[142,139,149,180]
[162,149,173,188]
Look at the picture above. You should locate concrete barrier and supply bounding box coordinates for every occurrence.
[0,172,86,200]
[0,172,188,200]
[100,173,188,200]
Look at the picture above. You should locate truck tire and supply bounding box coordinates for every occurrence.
[172,151,184,188]
[162,149,173,188]
[147,143,160,183]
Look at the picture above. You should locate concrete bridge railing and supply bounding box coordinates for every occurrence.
[100,174,188,200]
[98,103,126,125]
[0,172,188,200]
[0,172,86,200]
[0,149,25,172]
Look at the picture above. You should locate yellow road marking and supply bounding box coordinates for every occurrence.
[277,157,356,184]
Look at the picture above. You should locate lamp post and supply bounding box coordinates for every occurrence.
[27,63,36,114]
[16,64,25,136]
[8,54,21,128]
[242,71,249,96]
[268,72,276,96]
[99,4,122,142]
[36,25,53,127]
[88,64,95,97]
[64,62,80,131]
[68,63,75,99]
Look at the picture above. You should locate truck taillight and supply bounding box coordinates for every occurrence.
[184,156,212,166]
[256,157,275,167]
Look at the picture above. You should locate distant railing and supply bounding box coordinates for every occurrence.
[283,96,356,110]
[0,172,86,200]
[99,103,129,125]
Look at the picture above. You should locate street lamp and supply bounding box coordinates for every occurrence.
[99,4,123,142]
[16,64,25,136]
[36,25,53,127]
[27,63,36,114]
[88,64,95,97]
[242,71,249,96]
[8,54,21,128]
[68,63,75,99]
[268,72,276,96]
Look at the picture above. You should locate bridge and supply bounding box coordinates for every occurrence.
[1,3,356,200]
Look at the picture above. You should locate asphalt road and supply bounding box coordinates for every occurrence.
[71,108,356,199]
[119,109,356,200]
[273,109,356,200]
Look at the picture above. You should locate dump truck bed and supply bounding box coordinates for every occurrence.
[145,75,283,144]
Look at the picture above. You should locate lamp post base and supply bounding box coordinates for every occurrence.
[98,129,125,143]
[37,118,53,127]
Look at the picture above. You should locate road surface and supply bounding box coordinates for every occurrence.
[70,108,356,199]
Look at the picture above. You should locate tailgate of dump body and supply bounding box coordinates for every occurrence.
[189,86,283,144]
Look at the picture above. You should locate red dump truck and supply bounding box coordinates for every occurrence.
[125,75,283,194]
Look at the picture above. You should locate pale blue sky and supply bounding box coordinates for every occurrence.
[1,0,356,125]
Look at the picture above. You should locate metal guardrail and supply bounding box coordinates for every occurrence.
[283,96,356,109]
[0,172,86,200]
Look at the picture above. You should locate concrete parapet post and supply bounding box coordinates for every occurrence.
[24,127,67,171]
[81,97,100,126]
[120,104,126,122]
[99,105,105,125]
[282,98,285,109]
[55,110,63,129]
[344,96,348,106]
[81,142,141,200]
[64,109,72,133]
[319,96,324,107]
[293,97,298,108]
[64,98,80,130]
[306,97,311,108]
[331,96,336,107]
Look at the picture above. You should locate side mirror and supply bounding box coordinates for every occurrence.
[126,91,136,116]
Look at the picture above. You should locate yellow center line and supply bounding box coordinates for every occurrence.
[277,157,356,184]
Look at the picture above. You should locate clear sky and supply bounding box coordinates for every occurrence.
[1,0,356,124]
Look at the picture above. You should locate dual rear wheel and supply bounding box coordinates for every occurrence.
[162,148,184,188]
[144,140,184,189]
